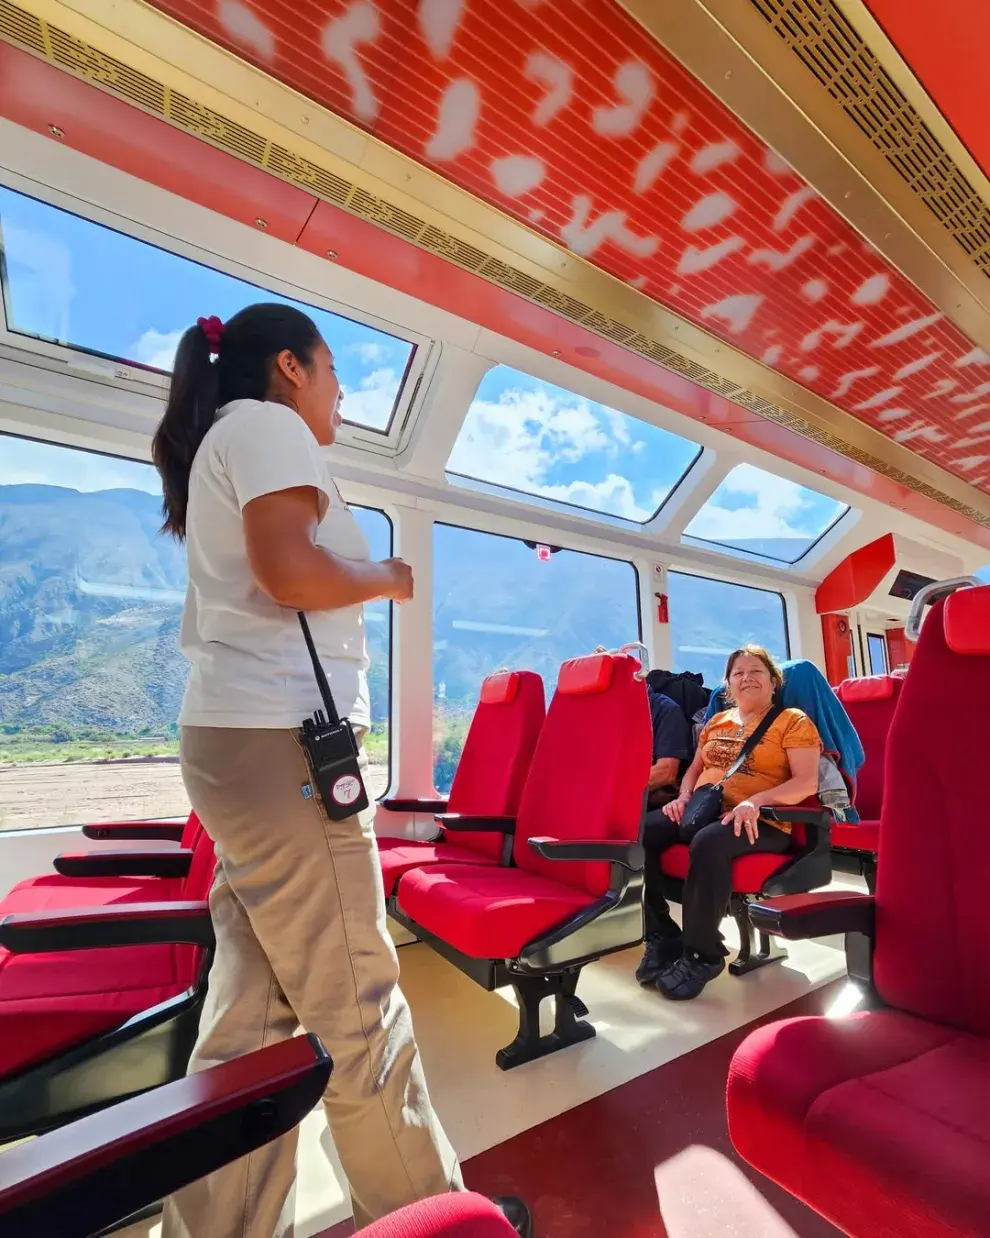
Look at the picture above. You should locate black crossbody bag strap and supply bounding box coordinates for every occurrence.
[298,612,340,724]
[296,613,369,821]
[718,703,784,787]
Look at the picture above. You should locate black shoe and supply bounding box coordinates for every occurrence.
[656,952,725,1001]
[493,1196,534,1237]
[635,936,683,985]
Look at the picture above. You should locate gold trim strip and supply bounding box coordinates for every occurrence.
[1,0,988,530]
[617,0,990,332]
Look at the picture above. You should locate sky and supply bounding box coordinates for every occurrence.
[1,183,848,564]
[0,186,411,432]
[0,435,392,563]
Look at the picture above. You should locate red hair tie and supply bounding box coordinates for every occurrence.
[197,315,225,356]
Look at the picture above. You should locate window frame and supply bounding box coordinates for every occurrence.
[680,464,852,567]
[0,178,435,452]
[666,568,791,686]
[348,502,395,799]
[443,362,704,529]
[430,518,643,791]
[867,631,889,676]
[0,430,396,824]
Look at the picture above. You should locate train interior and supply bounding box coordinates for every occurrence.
[1,1,989,1235]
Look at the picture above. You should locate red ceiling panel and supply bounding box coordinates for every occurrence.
[0,42,316,243]
[864,1,990,185]
[145,0,990,499]
[3,38,988,545]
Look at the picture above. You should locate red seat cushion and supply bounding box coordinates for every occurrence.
[0,875,180,915]
[831,818,880,853]
[361,1191,516,1237]
[377,839,500,897]
[0,940,202,1077]
[397,864,595,960]
[729,1010,990,1237]
[660,842,790,894]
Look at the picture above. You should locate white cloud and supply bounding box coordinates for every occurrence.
[348,340,389,365]
[0,435,160,494]
[687,463,821,542]
[340,367,400,431]
[445,384,655,519]
[130,328,183,371]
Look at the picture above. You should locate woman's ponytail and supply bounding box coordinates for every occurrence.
[152,303,321,540]
[152,320,220,539]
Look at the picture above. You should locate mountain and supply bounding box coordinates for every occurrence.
[0,483,789,758]
[0,483,388,743]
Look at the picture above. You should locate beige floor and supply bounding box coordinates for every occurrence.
[115,877,862,1237]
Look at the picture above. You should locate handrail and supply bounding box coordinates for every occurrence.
[616,641,650,680]
[906,576,982,641]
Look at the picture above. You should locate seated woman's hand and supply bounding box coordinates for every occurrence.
[722,799,760,844]
[663,791,691,823]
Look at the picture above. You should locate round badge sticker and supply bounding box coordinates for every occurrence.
[332,774,362,807]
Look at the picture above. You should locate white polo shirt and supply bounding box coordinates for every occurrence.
[178,399,371,730]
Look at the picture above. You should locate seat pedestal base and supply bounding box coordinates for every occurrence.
[729,897,787,976]
[496,971,595,1071]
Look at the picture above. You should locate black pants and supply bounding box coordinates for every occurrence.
[642,810,791,962]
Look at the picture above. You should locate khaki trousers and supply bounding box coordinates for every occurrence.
[161,727,462,1237]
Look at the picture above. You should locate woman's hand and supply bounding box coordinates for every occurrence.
[722,799,760,844]
[381,558,414,603]
[663,791,692,823]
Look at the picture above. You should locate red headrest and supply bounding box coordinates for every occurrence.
[944,585,990,655]
[557,652,616,695]
[836,675,896,703]
[478,671,520,705]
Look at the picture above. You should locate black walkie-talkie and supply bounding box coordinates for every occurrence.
[297,613,370,821]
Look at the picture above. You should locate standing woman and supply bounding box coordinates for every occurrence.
[152,305,529,1237]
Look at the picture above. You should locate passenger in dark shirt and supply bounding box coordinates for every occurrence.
[647,687,694,808]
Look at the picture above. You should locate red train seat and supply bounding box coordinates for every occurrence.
[396,648,651,1069]
[361,1195,518,1237]
[834,674,903,875]
[0,813,206,914]
[377,670,545,896]
[0,828,217,1141]
[0,1035,332,1236]
[727,581,990,1237]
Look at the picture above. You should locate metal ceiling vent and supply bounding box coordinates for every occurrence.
[0,0,987,527]
[750,0,990,277]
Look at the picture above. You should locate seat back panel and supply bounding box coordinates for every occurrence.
[514,653,652,896]
[874,591,990,1036]
[836,675,901,821]
[445,671,545,860]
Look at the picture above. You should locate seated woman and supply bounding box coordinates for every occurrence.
[636,645,822,1002]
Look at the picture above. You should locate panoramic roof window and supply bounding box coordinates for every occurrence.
[0,186,414,432]
[682,463,849,564]
[446,366,701,523]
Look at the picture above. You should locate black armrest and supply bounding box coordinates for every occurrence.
[82,819,185,842]
[0,901,215,954]
[53,849,193,878]
[436,814,517,834]
[528,837,645,871]
[762,807,831,829]
[749,892,875,940]
[0,1035,332,1237]
[381,798,449,814]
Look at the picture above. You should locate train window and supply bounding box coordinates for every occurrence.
[432,523,640,791]
[667,571,789,688]
[0,186,415,433]
[867,633,889,676]
[446,366,701,524]
[682,463,849,564]
[0,434,392,829]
